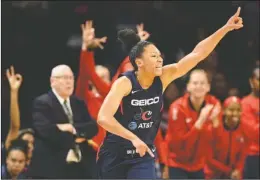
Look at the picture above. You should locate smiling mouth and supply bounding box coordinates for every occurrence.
[232,117,239,121]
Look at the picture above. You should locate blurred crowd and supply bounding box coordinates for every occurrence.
[1,1,259,179]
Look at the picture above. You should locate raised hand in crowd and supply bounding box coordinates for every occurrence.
[81,20,107,50]
[136,23,150,41]
[6,65,23,92]
[5,66,23,149]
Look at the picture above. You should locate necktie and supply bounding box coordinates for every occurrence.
[63,100,73,123]
[63,100,81,162]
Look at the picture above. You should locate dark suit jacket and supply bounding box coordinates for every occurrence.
[28,90,98,178]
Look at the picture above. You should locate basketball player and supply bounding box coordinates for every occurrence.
[97,7,243,178]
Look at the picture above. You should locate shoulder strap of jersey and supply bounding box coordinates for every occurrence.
[154,76,163,93]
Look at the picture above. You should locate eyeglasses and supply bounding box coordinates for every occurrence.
[53,75,75,80]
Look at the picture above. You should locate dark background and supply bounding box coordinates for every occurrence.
[1,1,259,141]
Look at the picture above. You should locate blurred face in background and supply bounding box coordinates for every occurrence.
[250,67,259,97]
[21,133,34,159]
[187,70,210,99]
[50,65,74,99]
[211,73,228,100]
[6,149,26,178]
[224,101,241,129]
[95,65,111,84]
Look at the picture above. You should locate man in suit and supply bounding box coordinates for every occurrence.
[28,65,98,179]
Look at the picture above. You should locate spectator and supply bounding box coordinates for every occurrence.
[3,66,34,173]
[211,72,229,102]
[79,21,150,98]
[28,65,98,179]
[205,96,252,179]
[241,67,259,179]
[1,139,28,179]
[164,69,221,179]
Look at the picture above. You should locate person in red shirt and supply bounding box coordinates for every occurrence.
[79,21,150,98]
[204,96,256,180]
[241,67,260,179]
[75,36,108,150]
[164,69,221,179]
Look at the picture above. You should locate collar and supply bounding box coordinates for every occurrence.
[52,88,70,105]
[188,96,206,113]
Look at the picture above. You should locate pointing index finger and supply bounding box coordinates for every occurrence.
[234,7,241,17]
[146,147,154,158]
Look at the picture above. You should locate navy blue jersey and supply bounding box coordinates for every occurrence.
[104,71,163,147]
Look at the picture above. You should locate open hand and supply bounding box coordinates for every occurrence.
[225,7,243,31]
[6,66,23,91]
[209,103,221,120]
[81,20,107,49]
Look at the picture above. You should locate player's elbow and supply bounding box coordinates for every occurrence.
[97,111,109,126]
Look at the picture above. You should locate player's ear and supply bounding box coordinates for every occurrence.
[135,58,144,68]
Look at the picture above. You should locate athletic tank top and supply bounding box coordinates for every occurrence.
[104,71,163,147]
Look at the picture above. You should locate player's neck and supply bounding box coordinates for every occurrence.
[136,71,154,90]
[190,96,205,112]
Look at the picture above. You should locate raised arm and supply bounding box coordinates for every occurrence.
[79,20,111,97]
[5,66,23,149]
[97,76,154,157]
[161,7,243,89]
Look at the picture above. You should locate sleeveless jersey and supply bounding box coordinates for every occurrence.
[104,71,163,147]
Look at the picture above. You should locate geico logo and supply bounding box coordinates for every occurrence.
[138,122,153,129]
[131,97,159,106]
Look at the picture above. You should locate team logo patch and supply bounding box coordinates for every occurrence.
[134,107,153,121]
[128,122,137,130]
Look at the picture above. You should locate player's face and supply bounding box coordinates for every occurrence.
[21,133,34,159]
[187,72,210,98]
[52,68,74,98]
[96,66,111,83]
[6,150,26,177]
[224,102,241,128]
[138,44,163,76]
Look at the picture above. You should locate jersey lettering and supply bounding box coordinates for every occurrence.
[131,97,159,106]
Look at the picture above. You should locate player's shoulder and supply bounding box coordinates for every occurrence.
[111,75,132,96]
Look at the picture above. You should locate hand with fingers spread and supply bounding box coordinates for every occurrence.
[81,20,95,48]
[131,136,154,158]
[136,23,150,41]
[81,20,107,50]
[6,66,23,92]
[225,7,243,31]
[88,36,107,50]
